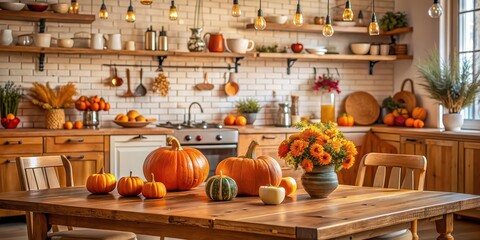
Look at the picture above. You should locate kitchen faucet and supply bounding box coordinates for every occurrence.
[187,102,204,127]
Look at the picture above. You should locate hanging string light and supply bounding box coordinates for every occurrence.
[254,0,266,30]
[428,0,443,18]
[99,0,108,19]
[231,0,241,17]
[342,0,353,21]
[322,0,334,37]
[169,1,178,20]
[125,0,135,23]
[293,0,304,26]
[368,0,379,35]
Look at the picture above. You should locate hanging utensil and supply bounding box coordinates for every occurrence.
[225,71,239,96]
[121,68,135,97]
[195,72,214,90]
[135,68,147,96]
[111,65,123,87]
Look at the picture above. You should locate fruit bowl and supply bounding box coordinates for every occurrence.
[113,120,153,128]
[1,117,20,129]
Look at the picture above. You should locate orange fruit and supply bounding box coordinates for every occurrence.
[223,114,236,125]
[104,102,111,111]
[405,118,415,127]
[75,101,86,111]
[98,100,106,111]
[413,119,424,128]
[91,102,100,111]
[235,116,247,126]
[73,120,83,129]
[64,121,73,130]
[117,115,129,122]
[127,110,140,119]
[128,117,136,122]
[383,113,395,126]
[6,113,15,120]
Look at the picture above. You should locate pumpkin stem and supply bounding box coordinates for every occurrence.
[167,136,183,151]
[245,140,258,159]
[98,168,105,174]
[219,170,223,178]
[129,171,133,178]
[151,173,155,183]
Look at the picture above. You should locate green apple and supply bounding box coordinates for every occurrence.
[259,185,285,205]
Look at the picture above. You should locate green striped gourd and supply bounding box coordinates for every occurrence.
[205,171,238,201]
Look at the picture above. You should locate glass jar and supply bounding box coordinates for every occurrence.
[321,91,335,123]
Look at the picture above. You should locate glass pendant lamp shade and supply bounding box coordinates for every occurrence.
[231,0,241,17]
[428,0,443,18]
[322,15,334,37]
[342,0,353,21]
[368,0,379,35]
[69,0,79,14]
[293,0,303,26]
[254,0,266,30]
[126,0,135,23]
[140,0,152,5]
[169,1,178,20]
[99,1,108,19]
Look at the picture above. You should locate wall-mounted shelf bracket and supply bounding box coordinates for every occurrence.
[38,53,45,71]
[233,57,243,73]
[287,58,298,75]
[39,19,46,33]
[369,61,380,75]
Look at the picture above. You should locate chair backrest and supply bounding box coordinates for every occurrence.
[355,152,427,190]
[16,155,74,191]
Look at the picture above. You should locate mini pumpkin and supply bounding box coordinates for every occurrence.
[142,173,167,199]
[118,171,144,197]
[392,108,409,118]
[279,177,297,197]
[405,118,415,127]
[86,168,117,194]
[143,136,210,191]
[215,140,282,196]
[413,119,425,128]
[337,113,354,126]
[205,171,238,201]
[412,107,427,121]
[383,113,395,126]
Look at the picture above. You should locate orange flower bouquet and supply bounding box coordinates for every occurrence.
[278,122,357,172]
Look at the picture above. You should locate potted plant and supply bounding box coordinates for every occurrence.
[0,81,22,129]
[235,98,261,124]
[379,11,408,31]
[417,51,480,131]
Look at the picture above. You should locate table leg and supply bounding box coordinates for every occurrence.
[411,220,419,240]
[435,213,454,240]
[32,212,48,240]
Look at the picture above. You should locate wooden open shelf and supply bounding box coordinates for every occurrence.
[257,52,399,61]
[0,10,95,24]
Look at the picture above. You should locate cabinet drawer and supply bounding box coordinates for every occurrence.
[0,137,42,154]
[239,133,286,146]
[45,136,104,153]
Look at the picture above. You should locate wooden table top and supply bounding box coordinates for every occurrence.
[0,185,479,239]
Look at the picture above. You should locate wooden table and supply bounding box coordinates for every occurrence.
[0,185,479,240]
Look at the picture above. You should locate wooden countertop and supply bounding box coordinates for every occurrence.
[0,126,173,137]
[227,125,371,134]
[371,126,480,141]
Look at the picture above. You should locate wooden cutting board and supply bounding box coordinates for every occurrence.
[345,91,380,126]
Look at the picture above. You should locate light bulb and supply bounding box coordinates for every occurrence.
[322,15,334,37]
[140,0,153,5]
[293,2,303,26]
[368,13,379,35]
[428,0,443,18]
[231,0,241,17]
[169,1,178,21]
[126,6,135,23]
[342,0,353,21]
[99,4,108,19]
[254,8,266,30]
[69,0,79,14]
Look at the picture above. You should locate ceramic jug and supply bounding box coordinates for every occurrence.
[0,29,13,46]
[203,32,224,52]
[90,33,106,50]
[106,34,122,50]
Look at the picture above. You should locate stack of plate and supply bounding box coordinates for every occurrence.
[305,47,328,55]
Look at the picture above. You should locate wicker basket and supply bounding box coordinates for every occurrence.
[45,109,65,129]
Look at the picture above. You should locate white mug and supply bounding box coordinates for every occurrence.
[0,29,13,46]
[370,45,379,55]
[32,33,52,47]
[125,41,135,51]
[225,38,255,54]
[380,44,390,56]
[106,34,122,50]
[90,33,105,50]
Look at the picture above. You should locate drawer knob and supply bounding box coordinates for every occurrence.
[132,135,147,140]
[262,136,277,140]
[67,138,84,143]
[4,140,22,145]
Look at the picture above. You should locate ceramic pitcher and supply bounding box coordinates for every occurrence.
[106,34,122,50]
[0,29,13,46]
[90,33,105,50]
[203,32,224,52]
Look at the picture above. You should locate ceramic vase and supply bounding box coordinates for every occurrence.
[244,113,257,125]
[187,28,206,52]
[443,113,463,131]
[301,165,338,198]
[321,91,335,123]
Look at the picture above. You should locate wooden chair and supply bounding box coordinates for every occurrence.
[16,155,137,240]
[355,152,428,240]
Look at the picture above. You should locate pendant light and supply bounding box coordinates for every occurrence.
[368,0,379,35]
[293,0,304,26]
[99,0,108,19]
[125,0,135,23]
[254,0,266,30]
[231,0,241,17]
[428,0,443,18]
[342,0,353,21]
[169,1,178,20]
[69,0,79,14]
[322,0,334,37]
[140,0,152,6]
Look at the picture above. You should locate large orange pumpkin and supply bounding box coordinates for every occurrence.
[412,107,427,121]
[118,171,144,197]
[86,168,117,194]
[142,173,167,199]
[215,140,282,196]
[143,136,210,191]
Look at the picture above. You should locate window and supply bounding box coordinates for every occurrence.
[458,0,480,129]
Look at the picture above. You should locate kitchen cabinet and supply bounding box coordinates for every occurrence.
[458,141,480,219]
[110,134,166,180]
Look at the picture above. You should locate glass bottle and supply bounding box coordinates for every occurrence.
[321,91,335,123]
[291,95,300,124]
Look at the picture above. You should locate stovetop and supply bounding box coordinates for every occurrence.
[157,121,238,145]
[157,121,224,130]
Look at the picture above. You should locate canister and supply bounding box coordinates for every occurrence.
[145,26,156,50]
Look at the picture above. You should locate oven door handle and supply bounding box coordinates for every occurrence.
[188,144,237,150]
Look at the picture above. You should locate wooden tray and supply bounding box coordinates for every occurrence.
[345,91,380,126]
[113,120,152,128]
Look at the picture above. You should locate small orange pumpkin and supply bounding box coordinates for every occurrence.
[117,171,144,197]
[142,173,167,199]
[412,107,427,121]
[337,113,354,126]
[383,113,395,126]
[279,177,297,197]
[392,108,409,118]
[405,118,415,127]
[413,119,425,128]
[216,140,282,196]
[86,168,117,194]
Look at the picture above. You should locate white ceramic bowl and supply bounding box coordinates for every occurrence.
[350,43,371,55]
[265,15,288,24]
[50,3,69,13]
[305,48,327,54]
[57,38,74,48]
[333,21,357,27]
[0,2,25,11]
[0,0,19,3]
